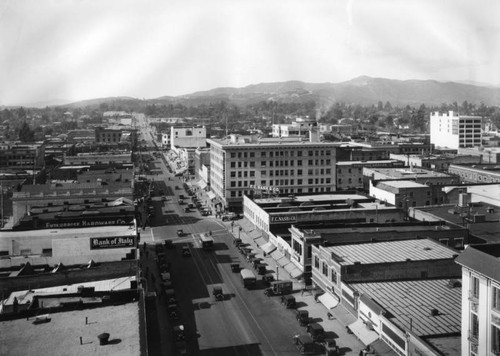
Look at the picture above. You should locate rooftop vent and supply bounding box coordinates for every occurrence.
[423,247,432,251]
[430,308,439,316]
[446,279,462,288]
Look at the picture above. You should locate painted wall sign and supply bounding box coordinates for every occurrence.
[270,215,297,223]
[90,236,135,249]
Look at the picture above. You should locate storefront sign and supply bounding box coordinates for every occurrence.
[90,236,135,249]
[270,215,297,223]
[250,185,280,193]
[44,217,133,229]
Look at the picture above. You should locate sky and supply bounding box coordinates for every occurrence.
[1,0,499,106]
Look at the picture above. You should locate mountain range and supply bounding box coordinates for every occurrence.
[15,76,500,109]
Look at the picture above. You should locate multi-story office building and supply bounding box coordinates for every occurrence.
[0,142,45,169]
[207,133,337,211]
[430,111,482,149]
[95,127,123,144]
[456,244,500,356]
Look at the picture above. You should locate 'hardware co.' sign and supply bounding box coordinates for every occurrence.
[90,236,135,250]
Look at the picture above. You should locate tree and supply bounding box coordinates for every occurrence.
[18,121,35,142]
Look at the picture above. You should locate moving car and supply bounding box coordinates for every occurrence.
[177,229,186,237]
[182,245,191,257]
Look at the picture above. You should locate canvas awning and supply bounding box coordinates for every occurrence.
[271,250,284,261]
[207,191,216,200]
[255,237,267,247]
[318,292,340,310]
[197,180,207,189]
[277,255,291,268]
[261,242,277,254]
[249,230,262,240]
[284,262,303,279]
[348,319,379,346]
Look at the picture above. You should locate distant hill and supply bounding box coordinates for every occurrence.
[59,76,500,109]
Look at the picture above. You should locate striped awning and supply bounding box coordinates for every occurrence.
[207,191,216,200]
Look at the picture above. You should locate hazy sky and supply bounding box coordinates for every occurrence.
[1,0,499,105]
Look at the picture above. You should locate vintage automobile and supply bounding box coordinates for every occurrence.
[212,286,224,301]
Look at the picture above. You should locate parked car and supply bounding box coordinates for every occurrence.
[322,339,340,356]
[212,286,224,301]
[296,310,309,326]
[164,240,175,249]
[184,207,190,213]
[307,323,325,342]
[281,295,296,309]
[231,263,240,273]
[182,246,191,257]
[177,229,186,237]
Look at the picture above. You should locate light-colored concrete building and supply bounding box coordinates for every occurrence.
[430,111,482,149]
[272,117,317,138]
[448,164,500,184]
[369,180,432,208]
[456,244,500,356]
[336,159,404,191]
[207,133,337,211]
[0,224,138,267]
[170,126,207,149]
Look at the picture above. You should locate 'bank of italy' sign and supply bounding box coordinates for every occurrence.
[270,215,297,223]
[90,236,135,249]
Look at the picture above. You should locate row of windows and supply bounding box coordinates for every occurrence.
[262,169,332,176]
[229,186,333,197]
[229,150,333,159]
[229,178,332,187]
[313,256,338,284]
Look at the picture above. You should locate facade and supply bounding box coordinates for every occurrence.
[456,244,500,356]
[430,111,482,149]
[369,180,432,208]
[320,124,353,136]
[449,164,500,184]
[170,126,207,149]
[63,151,132,166]
[194,147,210,183]
[161,132,171,148]
[0,142,45,169]
[364,166,460,206]
[336,159,404,191]
[459,147,500,164]
[0,224,137,267]
[95,127,123,144]
[207,134,337,210]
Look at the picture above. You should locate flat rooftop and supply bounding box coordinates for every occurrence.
[2,276,136,308]
[352,278,461,337]
[254,194,369,205]
[1,225,137,240]
[366,167,452,178]
[336,160,401,166]
[327,238,457,266]
[0,302,140,356]
[379,180,428,188]
[415,203,500,243]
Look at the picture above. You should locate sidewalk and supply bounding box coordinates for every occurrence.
[230,220,366,356]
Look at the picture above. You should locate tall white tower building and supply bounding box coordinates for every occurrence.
[430,111,482,149]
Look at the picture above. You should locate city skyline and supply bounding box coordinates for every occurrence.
[1,0,499,106]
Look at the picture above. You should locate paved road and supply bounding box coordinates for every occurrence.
[136,123,312,355]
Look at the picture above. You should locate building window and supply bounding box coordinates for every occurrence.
[322,262,328,276]
[331,269,337,284]
[314,256,319,269]
[471,313,479,341]
[492,325,500,354]
[493,286,500,311]
[472,276,480,299]
[230,172,236,178]
[231,162,236,168]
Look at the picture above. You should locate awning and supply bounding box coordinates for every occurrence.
[255,237,267,247]
[290,268,303,279]
[271,250,284,261]
[262,242,277,254]
[249,230,262,240]
[197,180,207,189]
[284,263,303,279]
[369,339,398,355]
[318,292,340,310]
[277,255,291,268]
[207,191,216,200]
[348,319,379,346]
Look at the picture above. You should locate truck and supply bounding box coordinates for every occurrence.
[240,268,257,289]
[264,280,293,296]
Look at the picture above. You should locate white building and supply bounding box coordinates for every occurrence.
[207,133,337,211]
[272,117,317,138]
[430,111,482,149]
[456,244,500,356]
[170,126,207,149]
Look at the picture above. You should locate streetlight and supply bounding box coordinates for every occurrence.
[238,226,242,239]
